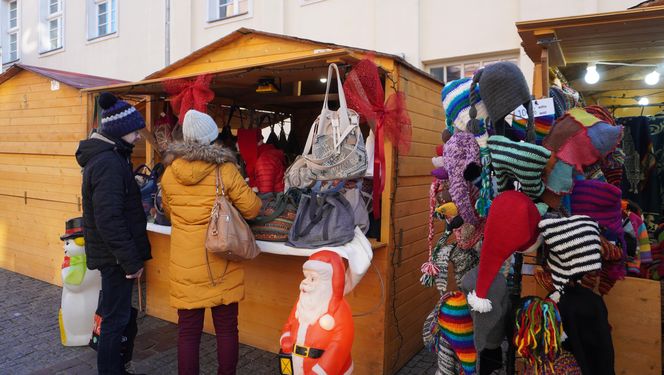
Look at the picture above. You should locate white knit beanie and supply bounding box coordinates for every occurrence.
[182,109,219,144]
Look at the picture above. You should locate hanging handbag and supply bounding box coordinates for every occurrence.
[205,166,260,269]
[285,64,367,188]
[249,191,298,242]
[286,190,355,249]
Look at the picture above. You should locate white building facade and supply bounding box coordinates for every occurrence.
[0,0,643,83]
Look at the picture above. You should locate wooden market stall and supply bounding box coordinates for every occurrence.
[517,7,664,375]
[0,64,126,285]
[82,28,445,374]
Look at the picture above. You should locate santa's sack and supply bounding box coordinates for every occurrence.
[286,191,355,249]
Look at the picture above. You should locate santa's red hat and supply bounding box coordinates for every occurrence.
[467,191,542,312]
[302,250,346,330]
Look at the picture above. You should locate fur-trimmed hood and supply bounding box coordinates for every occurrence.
[162,142,238,186]
[162,141,237,166]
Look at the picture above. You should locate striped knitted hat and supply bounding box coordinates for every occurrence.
[98,92,146,139]
[435,291,477,375]
[488,135,551,199]
[441,78,488,134]
[539,215,603,292]
[570,179,625,249]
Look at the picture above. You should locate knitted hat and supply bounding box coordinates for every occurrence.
[423,304,461,375]
[441,78,488,133]
[449,245,480,286]
[487,135,551,199]
[470,62,535,142]
[182,109,219,145]
[98,92,146,139]
[539,216,603,292]
[468,191,542,312]
[459,266,508,352]
[586,121,623,157]
[301,250,346,331]
[543,111,601,172]
[434,292,477,375]
[442,132,481,226]
[570,179,625,250]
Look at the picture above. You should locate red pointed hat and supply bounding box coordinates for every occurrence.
[468,191,541,312]
[302,250,347,330]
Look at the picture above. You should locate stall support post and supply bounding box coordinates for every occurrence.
[506,253,524,375]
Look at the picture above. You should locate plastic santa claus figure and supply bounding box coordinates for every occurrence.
[280,250,354,375]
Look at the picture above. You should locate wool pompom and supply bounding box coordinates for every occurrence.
[432,156,445,168]
[98,92,118,110]
[319,314,335,330]
[467,290,492,313]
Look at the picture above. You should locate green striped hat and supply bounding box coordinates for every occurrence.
[488,135,551,198]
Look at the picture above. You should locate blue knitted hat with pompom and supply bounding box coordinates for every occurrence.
[98,92,145,139]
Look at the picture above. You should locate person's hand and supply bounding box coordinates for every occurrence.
[126,267,144,279]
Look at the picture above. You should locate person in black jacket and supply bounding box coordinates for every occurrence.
[76,92,151,375]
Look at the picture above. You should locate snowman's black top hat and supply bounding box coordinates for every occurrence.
[60,217,84,240]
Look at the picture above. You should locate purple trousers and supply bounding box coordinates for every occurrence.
[177,303,239,375]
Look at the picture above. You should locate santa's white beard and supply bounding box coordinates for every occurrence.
[295,281,332,328]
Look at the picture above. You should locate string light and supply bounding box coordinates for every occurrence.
[638,97,649,106]
[585,63,599,84]
[645,70,660,85]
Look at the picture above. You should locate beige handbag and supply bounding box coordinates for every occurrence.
[205,166,260,285]
[284,64,367,189]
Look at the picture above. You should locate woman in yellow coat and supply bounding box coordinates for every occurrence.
[161,109,261,375]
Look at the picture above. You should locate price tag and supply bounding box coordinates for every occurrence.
[512,98,555,119]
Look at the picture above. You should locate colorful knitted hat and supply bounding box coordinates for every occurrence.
[586,121,623,157]
[98,92,146,139]
[468,191,542,312]
[441,78,488,134]
[423,303,461,375]
[514,297,563,374]
[543,109,602,172]
[539,215,603,292]
[570,179,625,250]
[459,266,508,352]
[433,291,477,375]
[487,135,551,199]
[442,132,481,226]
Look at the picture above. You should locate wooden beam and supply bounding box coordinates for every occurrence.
[235,93,338,105]
[569,59,660,88]
[575,79,664,92]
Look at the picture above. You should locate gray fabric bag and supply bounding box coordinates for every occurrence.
[286,191,355,248]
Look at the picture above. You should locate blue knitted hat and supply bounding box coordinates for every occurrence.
[441,78,488,134]
[98,92,146,139]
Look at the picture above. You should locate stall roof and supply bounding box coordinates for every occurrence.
[83,28,441,95]
[517,6,664,105]
[0,64,126,89]
[516,6,664,66]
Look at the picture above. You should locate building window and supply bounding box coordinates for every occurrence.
[40,0,64,53]
[87,0,116,40]
[208,0,249,22]
[3,0,19,63]
[428,54,519,83]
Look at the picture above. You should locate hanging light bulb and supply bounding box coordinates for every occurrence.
[319,78,328,83]
[645,70,660,85]
[585,63,600,84]
[638,97,649,106]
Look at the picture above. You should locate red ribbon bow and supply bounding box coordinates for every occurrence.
[163,74,215,122]
[343,59,412,219]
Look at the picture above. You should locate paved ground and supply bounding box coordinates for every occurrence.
[0,268,437,374]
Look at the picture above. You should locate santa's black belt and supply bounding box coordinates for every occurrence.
[293,345,324,358]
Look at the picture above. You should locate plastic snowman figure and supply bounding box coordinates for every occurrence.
[59,217,101,346]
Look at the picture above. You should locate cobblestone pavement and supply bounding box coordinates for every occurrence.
[0,268,437,374]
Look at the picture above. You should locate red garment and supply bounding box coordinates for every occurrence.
[255,144,285,193]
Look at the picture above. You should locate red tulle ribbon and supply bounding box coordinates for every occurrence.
[163,74,215,122]
[343,58,412,219]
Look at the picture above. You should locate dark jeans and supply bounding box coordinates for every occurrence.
[97,265,135,375]
[177,303,239,375]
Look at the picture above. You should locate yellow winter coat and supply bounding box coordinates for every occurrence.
[161,142,261,310]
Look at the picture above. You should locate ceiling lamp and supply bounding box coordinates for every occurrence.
[638,97,649,106]
[585,63,600,84]
[319,78,328,83]
[645,69,660,86]
[256,78,280,93]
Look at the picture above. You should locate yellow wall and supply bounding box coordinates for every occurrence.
[0,70,86,285]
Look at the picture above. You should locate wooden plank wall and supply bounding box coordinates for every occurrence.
[0,70,86,285]
[384,66,444,373]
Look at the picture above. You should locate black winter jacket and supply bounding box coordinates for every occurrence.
[76,132,151,275]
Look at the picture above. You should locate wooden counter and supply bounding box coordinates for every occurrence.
[145,231,390,374]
